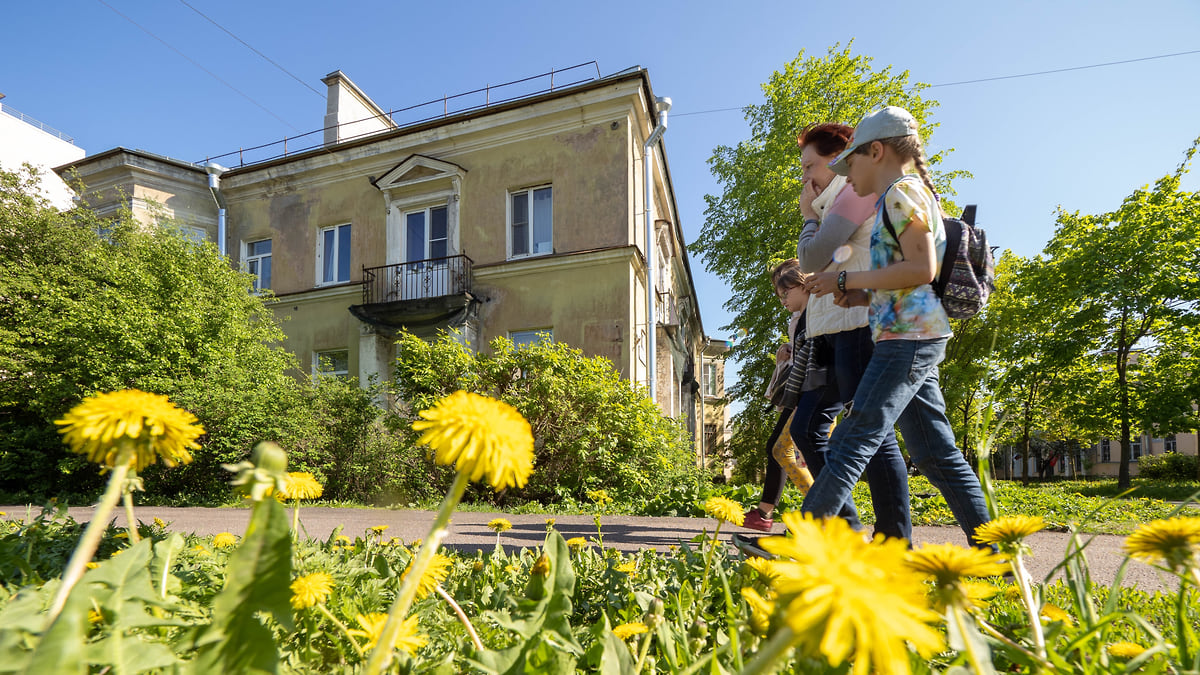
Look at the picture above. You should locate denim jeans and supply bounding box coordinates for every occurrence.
[800,337,992,547]
[790,327,912,541]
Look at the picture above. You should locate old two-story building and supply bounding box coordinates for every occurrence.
[57,65,730,462]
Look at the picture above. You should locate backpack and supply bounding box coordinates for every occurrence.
[882,204,995,319]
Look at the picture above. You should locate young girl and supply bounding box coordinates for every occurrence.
[802,107,993,547]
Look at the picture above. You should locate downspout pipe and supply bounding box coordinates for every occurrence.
[643,96,671,404]
[205,162,229,257]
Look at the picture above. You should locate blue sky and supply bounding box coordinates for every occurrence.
[6,0,1199,390]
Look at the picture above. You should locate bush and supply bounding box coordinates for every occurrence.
[391,330,699,504]
[1137,452,1200,480]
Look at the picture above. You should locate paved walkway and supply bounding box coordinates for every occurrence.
[7,504,1174,593]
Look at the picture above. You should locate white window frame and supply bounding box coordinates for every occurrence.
[507,185,553,259]
[312,349,350,380]
[244,238,272,292]
[402,204,450,267]
[509,329,553,347]
[1131,436,1143,458]
[1165,435,1177,453]
[1100,439,1111,463]
[316,223,352,286]
[704,362,718,397]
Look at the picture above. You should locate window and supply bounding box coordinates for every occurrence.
[317,224,352,284]
[510,329,552,347]
[245,239,272,291]
[509,186,552,257]
[1131,436,1143,459]
[313,349,349,379]
[1165,435,1177,453]
[1100,439,1111,463]
[405,205,448,266]
[704,362,718,397]
[180,226,207,244]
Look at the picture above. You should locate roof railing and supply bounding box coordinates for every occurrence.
[0,102,76,144]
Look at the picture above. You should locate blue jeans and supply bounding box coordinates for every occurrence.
[800,337,991,547]
[791,327,911,541]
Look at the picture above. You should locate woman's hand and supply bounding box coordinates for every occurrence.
[799,179,820,221]
[805,271,839,297]
[833,289,869,307]
[775,343,792,365]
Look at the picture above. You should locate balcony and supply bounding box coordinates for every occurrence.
[349,254,474,328]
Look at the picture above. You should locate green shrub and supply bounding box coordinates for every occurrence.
[1137,452,1199,480]
[391,330,699,505]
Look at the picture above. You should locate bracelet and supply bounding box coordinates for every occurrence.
[803,218,820,229]
[837,270,847,293]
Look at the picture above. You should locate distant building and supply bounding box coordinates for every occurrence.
[0,94,84,209]
[57,66,730,460]
[1086,431,1198,478]
[701,337,732,471]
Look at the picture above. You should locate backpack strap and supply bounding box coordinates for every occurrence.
[880,208,903,260]
[881,204,979,297]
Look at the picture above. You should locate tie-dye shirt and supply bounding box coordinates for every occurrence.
[868,175,953,342]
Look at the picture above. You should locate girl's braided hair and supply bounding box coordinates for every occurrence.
[852,135,938,198]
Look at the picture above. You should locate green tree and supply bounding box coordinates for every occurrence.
[391,331,698,504]
[692,44,967,466]
[1031,140,1200,488]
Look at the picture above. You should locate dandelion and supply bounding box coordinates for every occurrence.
[56,389,204,472]
[487,518,512,533]
[750,513,943,675]
[369,525,390,536]
[1107,641,1147,659]
[567,537,591,550]
[744,557,778,581]
[612,622,649,641]
[586,489,612,507]
[290,572,334,610]
[703,496,745,526]
[1124,517,1200,573]
[212,532,238,549]
[741,586,775,635]
[412,390,534,491]
[192,544,210,557]
[614,561,637,575]
[904,543,1008,611]
[973,515,1045,551]
[88,609,104,625]
[86,562,100,570]
[348,613,427,656]
[334,535,353,546]
[545,518,556,530]
[153,517,167,528]
[401,553,452,599]
[281,472,323,500]
[1040,603,1072,624]
[531,553,551,577]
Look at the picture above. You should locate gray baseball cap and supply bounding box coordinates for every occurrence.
[828,106,919,176]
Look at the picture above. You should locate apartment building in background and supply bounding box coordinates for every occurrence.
[0,93,85,209]
[57,65,730,463]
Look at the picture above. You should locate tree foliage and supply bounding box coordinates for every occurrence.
[391,331,699,504]
[692,45,967,463]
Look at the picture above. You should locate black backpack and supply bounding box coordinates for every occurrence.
[882,204,995,319]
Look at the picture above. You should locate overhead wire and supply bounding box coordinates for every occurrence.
[671,48,1200,118]
[176,0,324,99]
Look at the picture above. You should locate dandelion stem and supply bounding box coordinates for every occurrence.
[738,625,796,674]
[1011,552,1046,658]
[950,606,988,674]
[364,469,468,674]
[121,476,140,544]
[292,500,301,535]
[47,444,133,625]
[434,584,483,653]
[632,630,654,673]
[978,618,1045,666]
[700,521,723,598]
[317,603,363,658]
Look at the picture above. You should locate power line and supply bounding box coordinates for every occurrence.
[672,48,1200,118]
[95,0,302,131]
[176,0,324,99]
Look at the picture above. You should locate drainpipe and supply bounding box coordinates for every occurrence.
[643,95,671,404]
[205,162,229,256]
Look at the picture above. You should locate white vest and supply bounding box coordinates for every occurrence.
[805,177,871,338]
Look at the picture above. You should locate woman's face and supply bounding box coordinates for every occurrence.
[800,144,838,195]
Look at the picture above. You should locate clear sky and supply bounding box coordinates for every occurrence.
[5,0,1199,393]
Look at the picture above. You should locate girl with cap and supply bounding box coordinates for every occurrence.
[802,107,993,547]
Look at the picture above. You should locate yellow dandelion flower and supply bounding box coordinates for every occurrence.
[531,553,551,577]
[153,517,167,528]
[281,472,323,501]
[191,544,210,556]
[473,560,484,572]
[545,518,556,529]
[760,513,943,675]
[614,561,637,574]
[387,537,400,546]
[744,557,779,581]
[290,572,334,609]
[55,389,203,471]
[368,525,390,535]
[408,539,422,550]
[586,489,612,506]
[703,496,745,526]
[612,622,649,641]
[412,391,534,491]
[88,609,104,625]
[488,518,513,533]
[113,532,128,540]
[401,553,452,599]
[109,549,122,557]
[86,562,100,570]
[973,515,1045,549]
[566,537,591,550]
[1040,603,1072,624]
[905,543,1008,611]
[1107,641,1147,659]
[212,532,238,549]
[741,586,775,635]
[1002,584,1022,601]
[1124,517,1200,572]
[347,613,427,656]
[335,535,353,545]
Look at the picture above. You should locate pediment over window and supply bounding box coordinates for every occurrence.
[374,154,467,193]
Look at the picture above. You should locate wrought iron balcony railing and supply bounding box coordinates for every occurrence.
[361,254,473,305]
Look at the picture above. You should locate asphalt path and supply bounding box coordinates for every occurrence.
[7,504,1176,594]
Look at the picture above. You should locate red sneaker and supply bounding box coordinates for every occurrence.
[742,509,774,532]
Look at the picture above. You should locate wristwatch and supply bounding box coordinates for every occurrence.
[837,270,847,293]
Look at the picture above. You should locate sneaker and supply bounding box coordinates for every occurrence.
[741,509,774,532]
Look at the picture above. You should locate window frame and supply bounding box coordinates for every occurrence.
[244,238,272,292]
[402,204,450,267]
[507,185,553,260]
[509,329,553,347]
[312,349,350,380]
[703,362,718,397]
[316,223,353,286]
[1165,435,1177,453]
[1100,439,1111,463]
